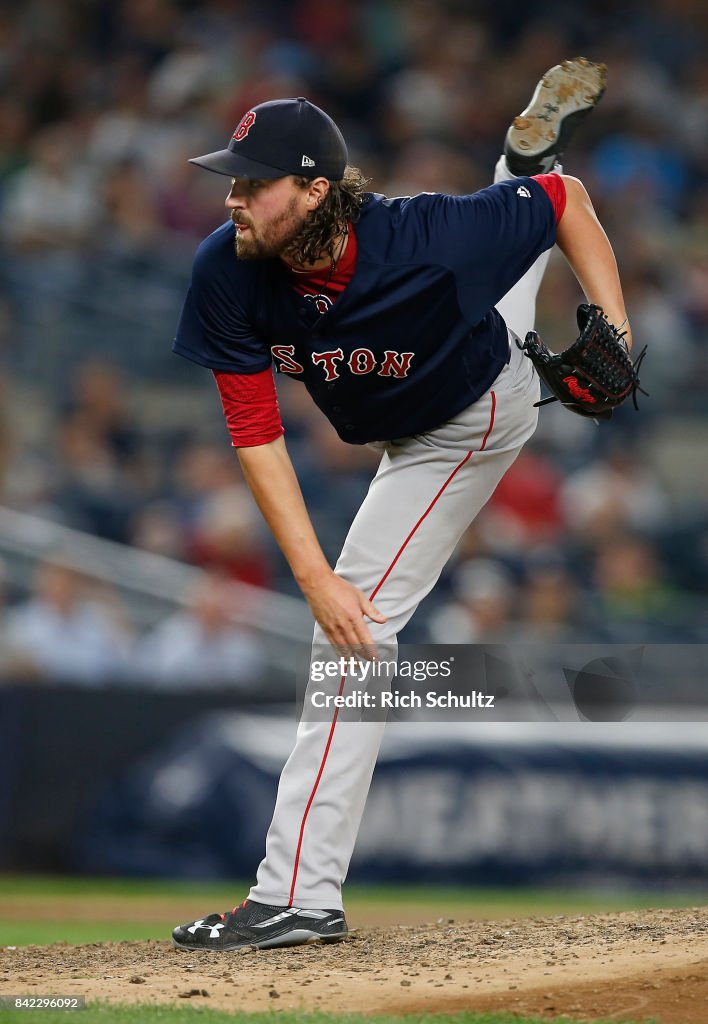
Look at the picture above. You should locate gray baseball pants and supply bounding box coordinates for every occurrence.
[249,157,548,909]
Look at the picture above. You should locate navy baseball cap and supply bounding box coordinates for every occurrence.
[189,97,348,181]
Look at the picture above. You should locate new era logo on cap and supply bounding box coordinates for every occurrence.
[188,98,348,181]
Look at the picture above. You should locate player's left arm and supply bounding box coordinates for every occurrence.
[554,174,632,350]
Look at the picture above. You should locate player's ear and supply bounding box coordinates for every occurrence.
[305,177,330,210]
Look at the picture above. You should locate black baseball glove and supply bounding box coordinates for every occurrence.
[519,303,647,420]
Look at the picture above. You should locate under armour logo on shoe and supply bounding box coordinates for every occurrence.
[516,185,531,198]
[301,154,315,167]
[187,919,225,939]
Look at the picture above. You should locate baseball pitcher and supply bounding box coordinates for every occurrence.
[171,59,641,951]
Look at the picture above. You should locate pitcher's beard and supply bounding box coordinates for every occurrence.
[234,199,308,261]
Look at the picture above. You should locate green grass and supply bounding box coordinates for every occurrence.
[1,875,704,908]
[0,876,242,900]
[0,874,703,947]
[0,1008,658,1024]
[0,922,165,945]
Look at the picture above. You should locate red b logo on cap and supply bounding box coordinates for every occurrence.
[232,111,256,142]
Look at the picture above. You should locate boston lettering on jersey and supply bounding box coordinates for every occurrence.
[173,179,556,444]
[271,344,414,380]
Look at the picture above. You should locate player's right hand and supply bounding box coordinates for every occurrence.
[301,570,387,660]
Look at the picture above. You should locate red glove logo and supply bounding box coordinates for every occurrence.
[563,375,596,404]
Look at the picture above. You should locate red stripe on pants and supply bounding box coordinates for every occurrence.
[287,391,497,905]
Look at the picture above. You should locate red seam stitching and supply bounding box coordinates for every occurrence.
[287,389,497,905]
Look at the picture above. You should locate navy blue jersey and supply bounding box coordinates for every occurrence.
[173,177,556,444]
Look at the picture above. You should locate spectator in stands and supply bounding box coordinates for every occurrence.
[136,572,264,689]
[4,557,132,685]
[50,413,138,542]
[513,552,587,642]
[560,447,670,543]
[64,361,143,470]
[486,450,564,550]
[428,559,516,643]
[130,500,188,561]
[589,533,686,638]
[189,484,273,587]
[173,443,272,586]
[100,158,161,256]
[1,122,99,255]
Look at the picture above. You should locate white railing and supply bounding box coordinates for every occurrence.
[0,505,312,649]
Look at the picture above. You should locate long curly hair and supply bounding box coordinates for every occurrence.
[287,165,370,266]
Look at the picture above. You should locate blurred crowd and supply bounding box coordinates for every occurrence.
[0,0,707,686]
[0,554,266,686]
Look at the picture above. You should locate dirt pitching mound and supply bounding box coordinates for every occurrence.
[2,907,707,1023]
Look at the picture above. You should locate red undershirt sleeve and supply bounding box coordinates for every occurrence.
[531,172,567,223]
[213,368,284,448]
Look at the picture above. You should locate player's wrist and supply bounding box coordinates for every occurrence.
[294,561,336,595]
[608,314,632,352]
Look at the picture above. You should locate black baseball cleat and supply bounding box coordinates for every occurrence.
[504,57,607,176]
[172,899,348,951]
